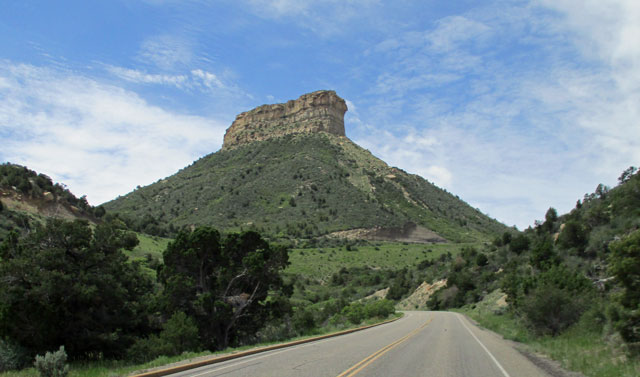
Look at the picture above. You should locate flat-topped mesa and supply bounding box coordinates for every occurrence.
[222,90,348,150]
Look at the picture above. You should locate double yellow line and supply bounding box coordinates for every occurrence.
[336,316,433,377]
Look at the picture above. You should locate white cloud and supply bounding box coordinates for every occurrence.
[106,65,247,100]
[191,69,226,90]
[107,66,189,87]
[0,62,228,205]
[347,2,640,229]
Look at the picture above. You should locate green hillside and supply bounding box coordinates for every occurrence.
[104,133,506,242]
[0,163,105,242]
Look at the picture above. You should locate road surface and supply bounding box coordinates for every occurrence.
[166,311,553,377]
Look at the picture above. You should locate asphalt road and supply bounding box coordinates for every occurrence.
[166,311,553,377]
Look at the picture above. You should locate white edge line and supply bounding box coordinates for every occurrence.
[456,313,511,377]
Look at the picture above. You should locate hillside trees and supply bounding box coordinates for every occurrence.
[609,230,640,344]
[0,219,153,359]
[159,227,291,350]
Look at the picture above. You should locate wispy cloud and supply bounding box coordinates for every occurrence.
[348,1,640,228]
[106,65,242,96]
[241,0,382,36]
[137,34,194,70]
[0,61,228,204]
[107,66,189,87]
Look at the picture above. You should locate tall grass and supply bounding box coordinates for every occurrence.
[461,305,640,377]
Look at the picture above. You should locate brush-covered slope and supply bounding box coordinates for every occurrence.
[0,163,104,241]
[104,132,505,242]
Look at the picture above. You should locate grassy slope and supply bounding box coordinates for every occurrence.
[287,242,471,278]
[461,304,640,377]
[104,134,506,242]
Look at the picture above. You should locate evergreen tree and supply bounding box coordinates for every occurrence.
[0,219,153,359]
[159,227,290,350]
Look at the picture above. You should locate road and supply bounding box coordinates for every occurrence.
[166,311,553,377]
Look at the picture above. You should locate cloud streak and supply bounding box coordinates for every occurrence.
[0,61,227,205]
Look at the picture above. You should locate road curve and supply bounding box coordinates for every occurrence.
[165,311,552,377]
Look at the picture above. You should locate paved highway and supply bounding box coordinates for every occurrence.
[166,311,553,377]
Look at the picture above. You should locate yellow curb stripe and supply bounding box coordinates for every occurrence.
[130,316,402,377]
[336,317,433,377]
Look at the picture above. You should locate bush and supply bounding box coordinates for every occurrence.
[0,338,30,372]
[520,284,589,335]
[127,312,201,363]
[510,234,530,254]
[161,312,200,356]
[341,303,365,325]
[33,346,68,377]
[609,230,640,344]
[127,335,169,363]
[292,308,316,335]
[517,266,592,336]
[364,299,395,318]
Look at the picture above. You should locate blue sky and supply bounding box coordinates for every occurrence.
[1,0,639,229]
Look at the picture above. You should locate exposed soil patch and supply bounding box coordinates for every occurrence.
[328,222,447,244]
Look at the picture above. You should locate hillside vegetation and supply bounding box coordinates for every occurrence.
[105,133,506,242]
[0,163,105,242]
[420,166,640,376]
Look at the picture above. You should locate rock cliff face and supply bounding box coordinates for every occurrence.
[222,90,348,150]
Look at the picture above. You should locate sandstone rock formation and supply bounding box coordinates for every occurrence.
[222,90,348,150]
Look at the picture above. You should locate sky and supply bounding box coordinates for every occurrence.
[1,0,639,230]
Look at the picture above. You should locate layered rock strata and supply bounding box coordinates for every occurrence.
[222,90,348,150]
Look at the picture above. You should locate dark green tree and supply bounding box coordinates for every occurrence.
[609,230,640,343]
[557,220,587,252]
[0,219,153,359]
[158,227,290,350]
[510,234,530,254]
[530,237,558,270]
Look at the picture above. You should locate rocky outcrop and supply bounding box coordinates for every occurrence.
[396,279,447,310]
[222,90,348,150]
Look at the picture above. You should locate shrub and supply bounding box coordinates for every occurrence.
[517,266,592,336]
[520,284,589,335]
[609,230,640,344]
[364,299,395,318]
[510,234,530,254]
[33,346,68,377]
[161,312,200,356]
[127,335,169,363]
[0,338,30,372]
[341,303,365,325]
[292,308,316,335]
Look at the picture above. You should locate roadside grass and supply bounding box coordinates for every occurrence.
[459,305,640,377]
[286,241,470,279]
[0,314,402,377]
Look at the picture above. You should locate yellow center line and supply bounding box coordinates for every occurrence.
[336,316,433,377]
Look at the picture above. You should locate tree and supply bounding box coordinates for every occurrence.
[501,231,512,245]
[609,230,640,343]
[0,219,153,359]
[509,265,592,335]
[510,234,530,254]
[545,207,558,225]
[530,237,558,270]
[557,220,587,251]
[159,227,290,350]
